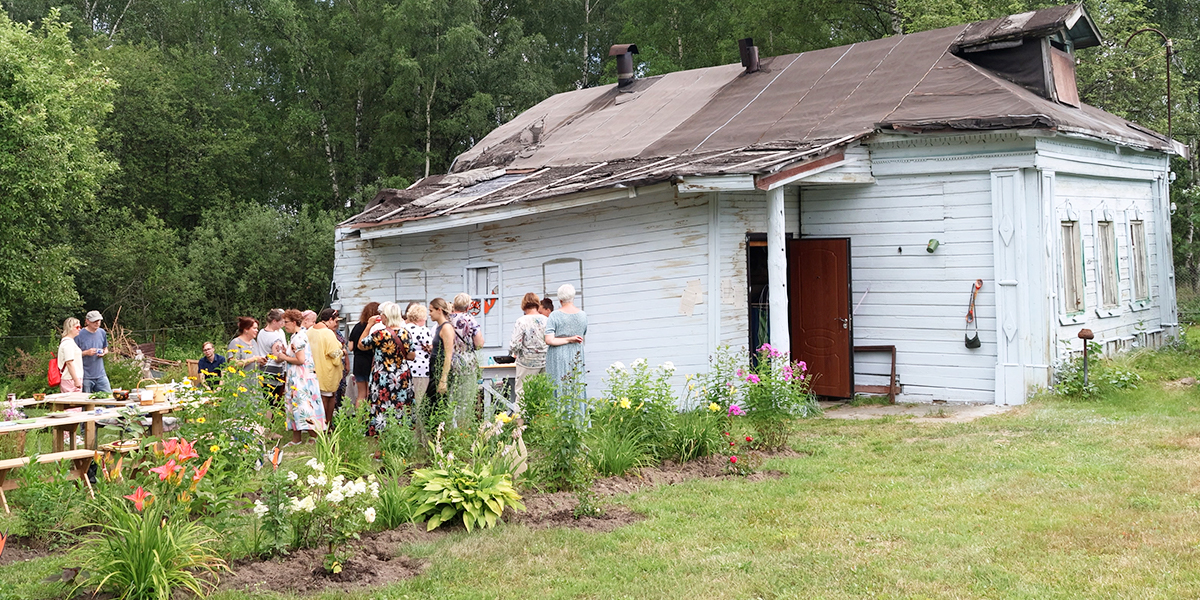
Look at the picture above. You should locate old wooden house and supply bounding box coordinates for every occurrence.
[333,4,1186,404]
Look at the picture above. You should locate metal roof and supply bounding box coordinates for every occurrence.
[345,4,1176,231]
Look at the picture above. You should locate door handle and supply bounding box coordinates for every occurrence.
[837,317,849,329]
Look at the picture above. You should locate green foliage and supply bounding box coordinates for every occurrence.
[403,463,523,532]
[740,344,820,451]
[586,427,650,477]
[527,362,591,493]
[376,406,419,475]
[1054,340,1144,399]
[0,9,116,336]
[519,373,557,448]
[595,359,678,459]
[670,408,726,462]
[8,460,84,546]
[73,495,226,600]
[372,475,413,531]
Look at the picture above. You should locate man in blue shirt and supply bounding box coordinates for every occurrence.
[75,310,111,393]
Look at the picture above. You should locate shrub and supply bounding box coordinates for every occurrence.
[373,475,412,531]
[691,346,747,412]
[403,463,523,532]
[723,433,764,476]
[740,344,820,451]
[73,495,226,600]
[587,427,650,477]
[1054,340,1143,399]
[9,460,84,546]
[670,407,725,463]
[528,361,590,493]
[595,359,677,459]
[330,403,374,477]
[376,406,419,474]
[519,373,556,448]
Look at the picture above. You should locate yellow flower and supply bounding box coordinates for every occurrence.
[708,402,720,412]
[238,386,247,393]
[267,354,276,360]
[197,417,206,424]
[209,445,220,453]
[238,370,245,377]
[636,401,645,410]
[688,383,695,391]
[619,397,631,409]
[495,413,512,424]
[232,393,239,397]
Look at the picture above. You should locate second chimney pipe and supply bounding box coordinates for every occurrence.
[609,44,639,87]
[739,38,759,73]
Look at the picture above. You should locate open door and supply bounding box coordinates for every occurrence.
[788,238,853,398]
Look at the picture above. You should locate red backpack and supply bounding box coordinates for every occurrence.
[47,355,61,387]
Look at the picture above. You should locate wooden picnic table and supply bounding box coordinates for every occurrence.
[3,397,198,450]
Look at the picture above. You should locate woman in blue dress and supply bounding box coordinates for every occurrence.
[544,284,587,400]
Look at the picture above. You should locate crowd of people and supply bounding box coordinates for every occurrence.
[54,284,588,446]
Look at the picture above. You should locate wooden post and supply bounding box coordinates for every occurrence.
[767,186,790,353]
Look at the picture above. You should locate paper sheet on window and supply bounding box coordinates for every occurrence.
[721,278,745,308]
[679,279,703,316]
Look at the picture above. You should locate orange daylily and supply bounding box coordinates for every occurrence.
[124,487,152,511]
[149,459,182,481]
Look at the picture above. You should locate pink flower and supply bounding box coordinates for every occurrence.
[745,374,761,384]
[161,438,179,456]
[728,404,745,416]
[175,439,199,462]
[736,369,744,378]
[723,431,729,436]
[730,456,738,464]
[797,361,807,371]
[124,487,152,511]
[730,441,735,447]
[150,459,182,481]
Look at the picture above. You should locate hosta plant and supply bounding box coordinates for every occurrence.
[404,462,524,531]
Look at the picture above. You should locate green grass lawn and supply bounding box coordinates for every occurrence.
[6,350,1200,598]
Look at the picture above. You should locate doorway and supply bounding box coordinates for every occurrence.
[788,238,854,398]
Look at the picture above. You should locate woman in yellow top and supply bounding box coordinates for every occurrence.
[309,308,345,422]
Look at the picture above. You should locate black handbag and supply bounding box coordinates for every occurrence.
[965,279,982,349]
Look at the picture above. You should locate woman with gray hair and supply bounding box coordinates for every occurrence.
[544,284,587,398]
[57,318,84,392]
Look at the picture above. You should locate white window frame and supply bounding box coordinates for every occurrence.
[1094,210,1120,318]
[1060,219,1086,324]
[464,263,502,348]
[1128,218,1151,310]
[543,258,584,309]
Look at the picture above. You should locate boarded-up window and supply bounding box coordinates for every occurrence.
[1062,221,1084,314]
[465,265,501,347]
[395,269,427,308]
[543,258,584,309]
[1130,220,1150,302]
[1097,221,1119,308]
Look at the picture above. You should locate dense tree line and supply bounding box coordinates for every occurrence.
[0,0,1196,348]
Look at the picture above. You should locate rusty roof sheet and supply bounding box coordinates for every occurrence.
[346,4,1174,230]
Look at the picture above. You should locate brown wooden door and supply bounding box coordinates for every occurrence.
[788,238,853,398]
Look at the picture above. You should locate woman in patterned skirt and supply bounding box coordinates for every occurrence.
[357,301,414,436]
[278,308,327,445]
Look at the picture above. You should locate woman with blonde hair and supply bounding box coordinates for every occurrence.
[57,318,84,392]
[357,301,414,435]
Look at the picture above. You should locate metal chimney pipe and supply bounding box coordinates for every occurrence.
[609,44,639,87]
[738,38,759,73]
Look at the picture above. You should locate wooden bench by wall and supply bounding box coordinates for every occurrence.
[853,345,900,404]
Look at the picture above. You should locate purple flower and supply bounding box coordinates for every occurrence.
[728,404,745,416]
[745,374,761,384]
[797,361,807,371]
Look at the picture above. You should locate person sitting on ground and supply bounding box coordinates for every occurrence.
[198,341,226,388]
[58,318,84,393]
[310,308,345,423]
[510,292,548,405]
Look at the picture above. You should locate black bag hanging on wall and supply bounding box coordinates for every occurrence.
[965,279,982,349]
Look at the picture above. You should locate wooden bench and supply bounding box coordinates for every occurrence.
[853,345,901,404]
[0,450,96,513]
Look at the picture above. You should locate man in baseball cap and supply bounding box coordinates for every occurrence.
[76,310,111,393]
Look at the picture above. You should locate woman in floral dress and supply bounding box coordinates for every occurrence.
[278,309,327,445]
[357,301,414,436]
